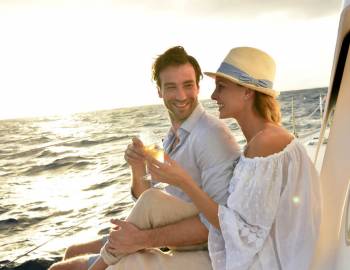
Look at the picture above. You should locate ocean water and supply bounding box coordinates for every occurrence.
[0,88,327,268]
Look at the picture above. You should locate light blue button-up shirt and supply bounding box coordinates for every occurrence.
[156,103,241,228]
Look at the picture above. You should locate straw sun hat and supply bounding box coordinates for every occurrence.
[204,47,279,98]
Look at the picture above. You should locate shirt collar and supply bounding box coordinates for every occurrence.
[164,102,205,142]
[163,103,205,150]
[179,102,205,133]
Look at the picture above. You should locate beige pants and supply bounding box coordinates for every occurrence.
[101,188,212,270]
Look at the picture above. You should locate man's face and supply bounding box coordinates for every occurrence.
[158,63,199,124]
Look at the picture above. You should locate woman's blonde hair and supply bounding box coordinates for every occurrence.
[253,92,281,124]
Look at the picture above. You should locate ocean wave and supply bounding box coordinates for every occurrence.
[21,136,51,145]
[82,179,118,191]
[0,257,61,270]
[0,206,10,215]
[0,216,46,232]
[37,149,69,158]
[0,218,19,229]
[24,156,93,176]
[0,210,74,232]
[0,171,14,177]
[50,210,74,218]
[102,163,129,173]
[28,206,49,212]
[4,148,44,160]
[61,135,129,148]
[16,216,50,226]
[103,201,133,218]
[142,122,158,127]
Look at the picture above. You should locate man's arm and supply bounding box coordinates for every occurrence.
[144,215,208,248]
[125,137,151,198]
[107,216,208,254]
[130,164,150,199]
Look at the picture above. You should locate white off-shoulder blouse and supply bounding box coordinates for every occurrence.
[208,139,321,270]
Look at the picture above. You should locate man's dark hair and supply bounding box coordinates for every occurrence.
[152,46,203,88]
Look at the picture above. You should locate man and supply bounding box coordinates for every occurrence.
[50,46,240,270]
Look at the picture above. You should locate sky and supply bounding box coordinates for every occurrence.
[0,0,342,120]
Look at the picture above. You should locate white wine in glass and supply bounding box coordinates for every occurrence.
[138,130,164,181]
[144,144,164,163]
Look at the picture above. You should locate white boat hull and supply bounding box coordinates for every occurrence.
[311,1,350,269]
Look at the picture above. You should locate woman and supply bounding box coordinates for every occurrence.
[146,47,322,269]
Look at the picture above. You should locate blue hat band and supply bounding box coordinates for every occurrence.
[217,62,273,89]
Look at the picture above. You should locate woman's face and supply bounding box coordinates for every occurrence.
[211,77,246,119]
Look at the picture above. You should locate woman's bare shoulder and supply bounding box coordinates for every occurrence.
[246,126,294,158]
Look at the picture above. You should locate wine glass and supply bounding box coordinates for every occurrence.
[138,130,164,181]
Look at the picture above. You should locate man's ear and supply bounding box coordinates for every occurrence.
[157,87,163,98]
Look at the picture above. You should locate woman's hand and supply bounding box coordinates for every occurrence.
[145,154,192,189]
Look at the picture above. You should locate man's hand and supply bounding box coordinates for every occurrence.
[125,137,151,198]
[106,219,148,254]
[124,137,146,168]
